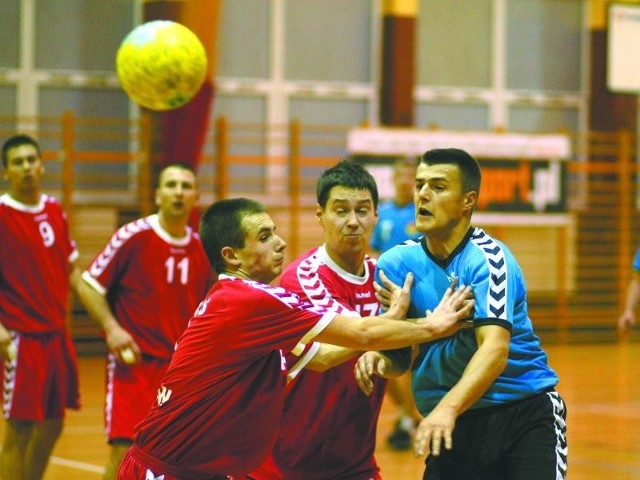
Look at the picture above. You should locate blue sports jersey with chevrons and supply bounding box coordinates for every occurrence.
[377,227,558,414]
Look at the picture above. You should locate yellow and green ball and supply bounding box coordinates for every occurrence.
[116,20,207,111]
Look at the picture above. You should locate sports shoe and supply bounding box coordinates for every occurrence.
[386,419,414,451]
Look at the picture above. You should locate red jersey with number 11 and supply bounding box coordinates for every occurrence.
[82,214,212,359]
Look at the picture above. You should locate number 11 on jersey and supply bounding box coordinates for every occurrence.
[165,256,189,284]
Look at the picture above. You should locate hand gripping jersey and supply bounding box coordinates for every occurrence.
[82,214,212,359]
[253,245,385,480]
[131,275,338,478]
[377,227,558,414]
[0,194,78,332]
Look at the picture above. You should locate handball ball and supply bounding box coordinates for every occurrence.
[116,20,207,111]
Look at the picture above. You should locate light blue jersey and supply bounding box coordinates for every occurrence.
[370,201,420,253]
[377,227,558,414]
[633,245,640,271]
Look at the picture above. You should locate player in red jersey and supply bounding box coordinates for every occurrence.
[252,160,389,479]
[0,134,82,480]
[117,197,474,480]
[77,163,213,480]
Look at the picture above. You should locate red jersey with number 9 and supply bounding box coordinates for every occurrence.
[0,194,78,333]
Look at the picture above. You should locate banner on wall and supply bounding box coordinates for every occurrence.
[607,2,640,93]
[348,127,572,213]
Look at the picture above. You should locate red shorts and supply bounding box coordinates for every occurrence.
[105,353,170,442]
[2,330,80,421]
[118,446,229,480]
[118,448,181,480]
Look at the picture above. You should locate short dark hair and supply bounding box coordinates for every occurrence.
[199,198,267,273]
[2,134,41,168]
[421,148,481,195]
[316,159,379,209]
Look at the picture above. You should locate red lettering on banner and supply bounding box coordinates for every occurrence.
[477,164,531,209]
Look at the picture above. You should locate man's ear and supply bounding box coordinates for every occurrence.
[463,191,478,212]
[315,204,323,224]
[221,246,240,268]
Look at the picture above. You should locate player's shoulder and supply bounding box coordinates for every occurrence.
[113,216,154,240]
[0,196,12,220]
[0,193,57,207]
[93,217,153,258]
[0,194,65,218]
[0,193,12,211]
[43,195,70,216]
[42,194,61,206]
[376,241,422,283]
[282,246,321,276]
[279,247,322,294]
[212,276,254,301]
[379,238,422,261]
[468,228,513,261]
[465,227,523,277]
[221,275,306,311]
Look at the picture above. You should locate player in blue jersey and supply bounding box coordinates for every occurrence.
[355,148,567,480]
[618,244,640,331]
[370,156,421,254]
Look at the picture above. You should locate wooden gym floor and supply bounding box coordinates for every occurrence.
[1,341,639,479]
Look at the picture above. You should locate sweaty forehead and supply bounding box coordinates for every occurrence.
[241,212,274,237]
[159,167,195,185]
[417,162,460,181]
[7,144,38,161]
[327,185,374,204]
